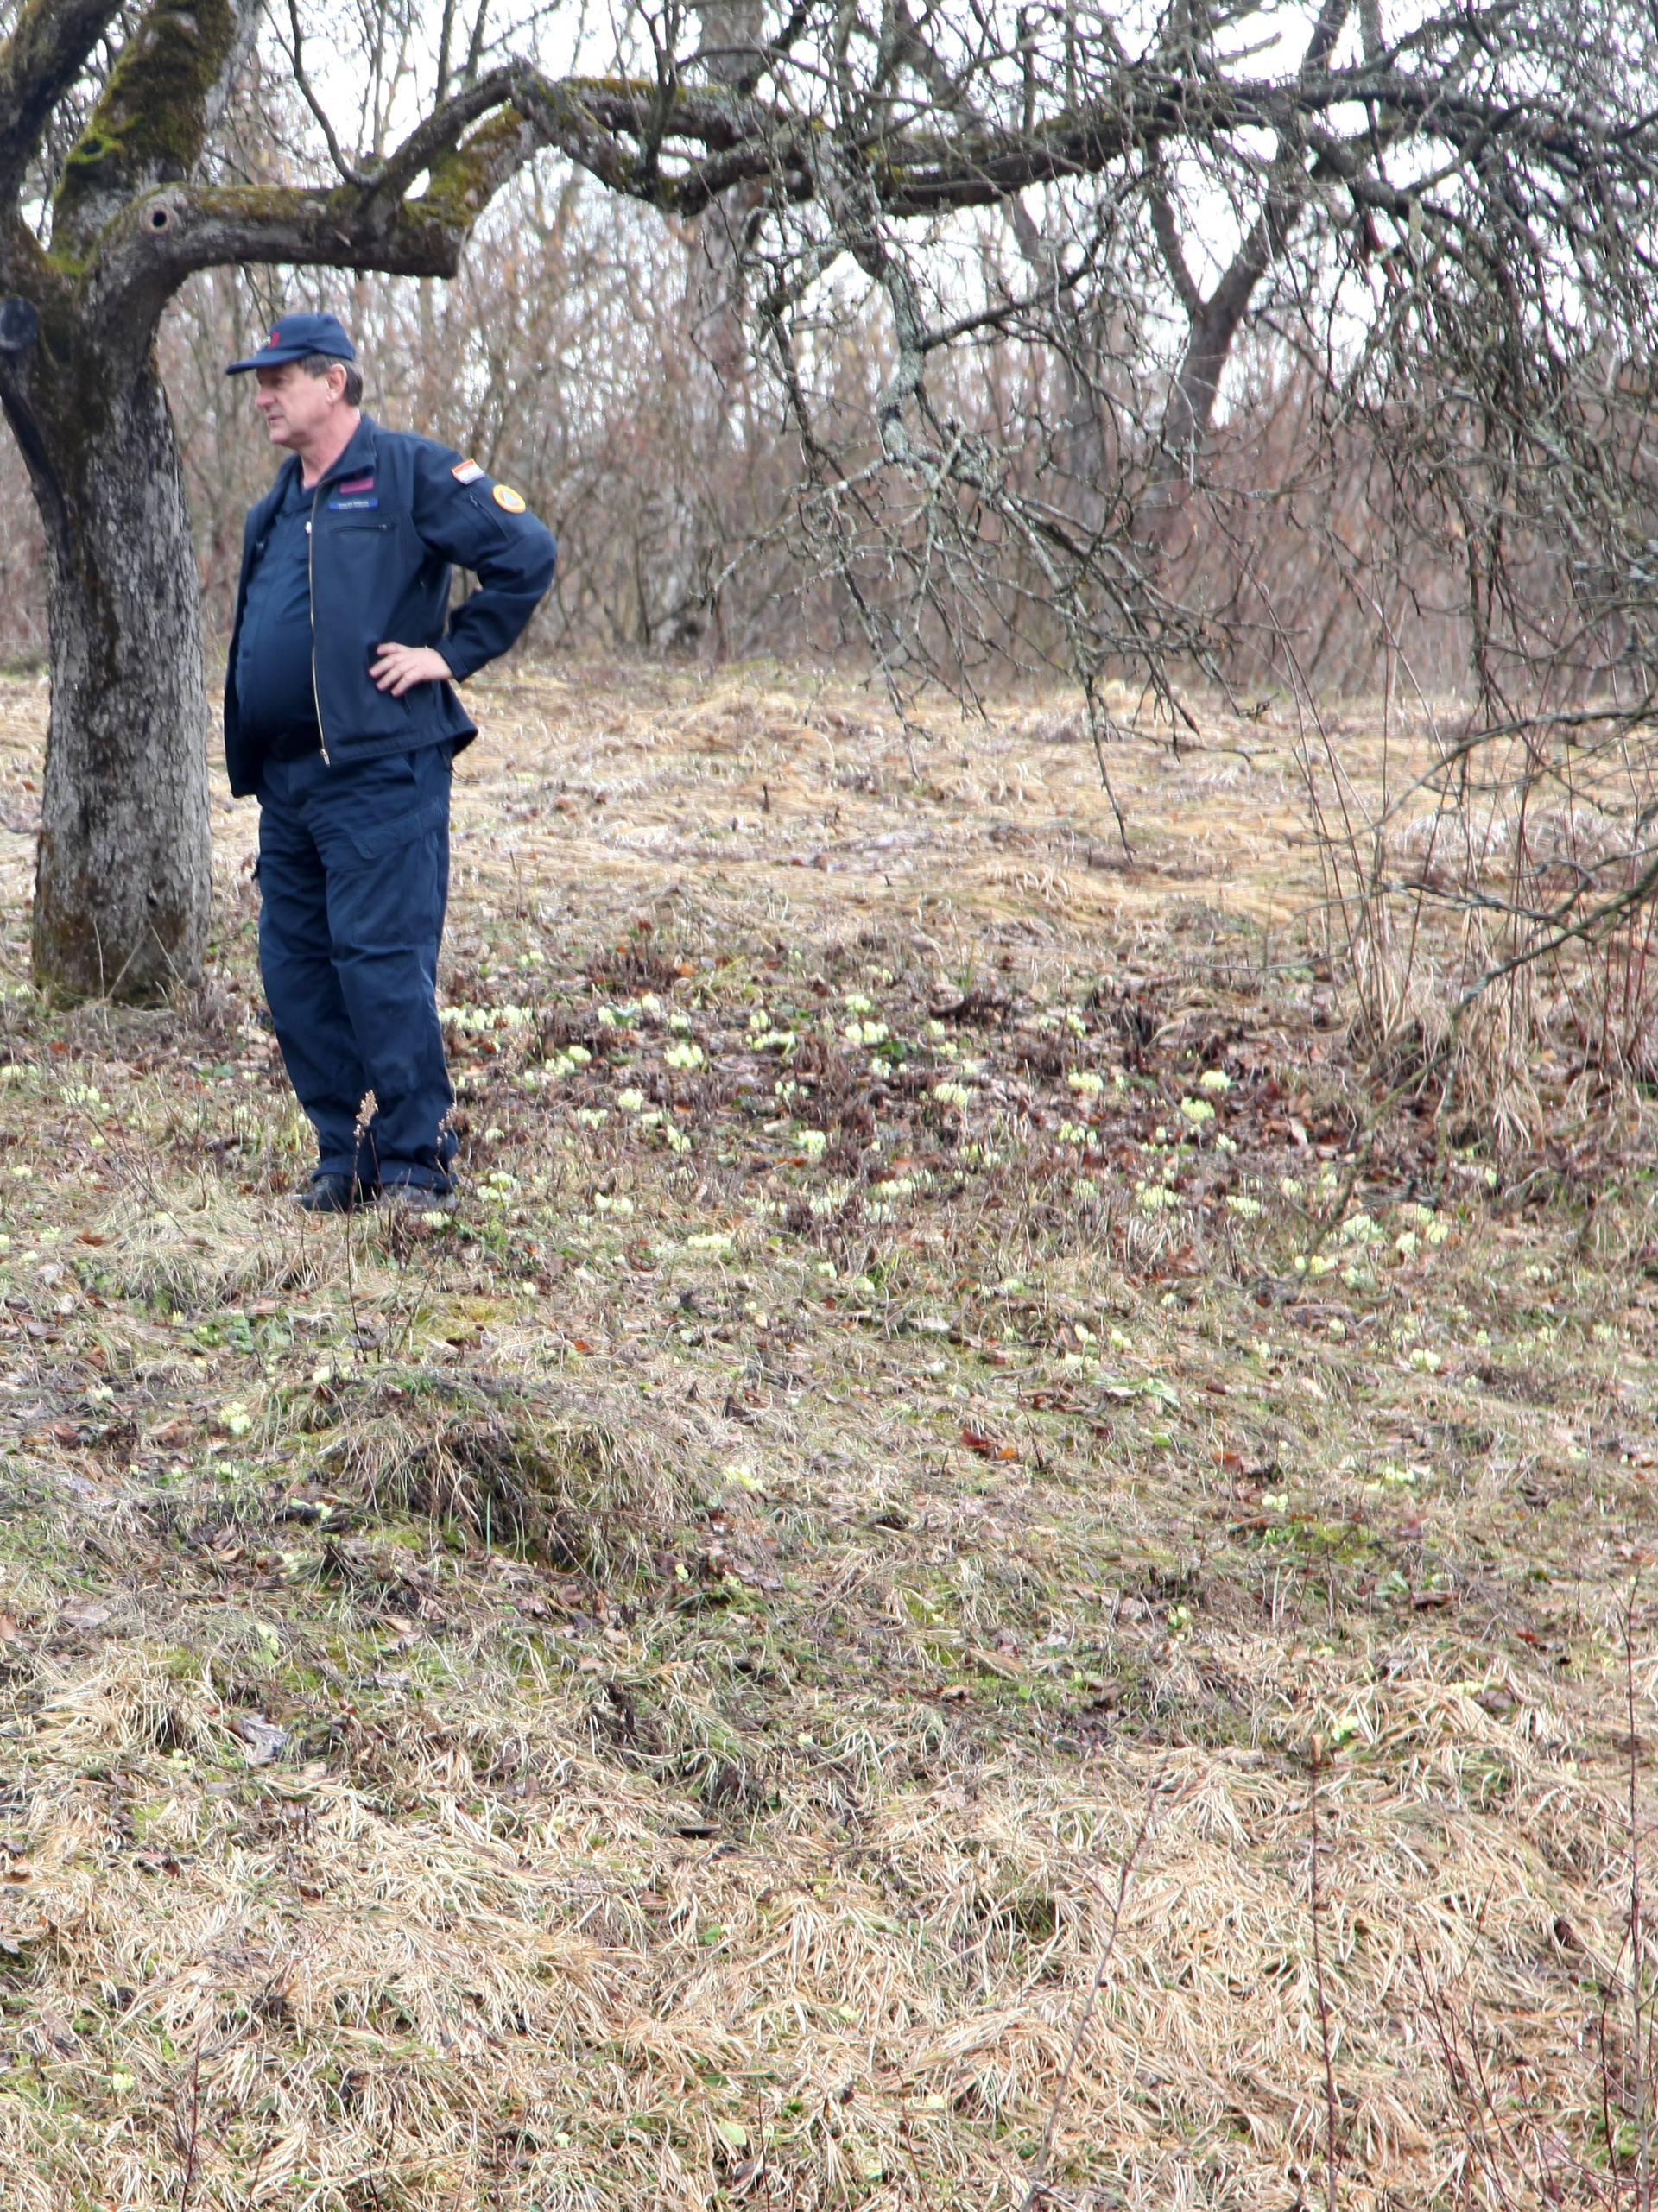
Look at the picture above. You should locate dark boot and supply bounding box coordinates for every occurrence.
[293,1171,375,1214]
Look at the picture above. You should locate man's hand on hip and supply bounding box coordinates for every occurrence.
[371,643,452,696]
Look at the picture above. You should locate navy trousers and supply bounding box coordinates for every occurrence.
[256,744,459,1192]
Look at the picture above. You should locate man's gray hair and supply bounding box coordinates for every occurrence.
[298,351,364,408]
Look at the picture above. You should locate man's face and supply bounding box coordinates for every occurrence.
[253,361,345,449]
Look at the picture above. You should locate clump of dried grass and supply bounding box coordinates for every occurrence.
[1307,725,1658,1140]
[303,1366,688,1574]
[88,1187,332,1311]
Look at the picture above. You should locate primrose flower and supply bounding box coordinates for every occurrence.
[664,1041,705,1071]
[1136,1181,1180,1211]
[1180,1097,1215,1128]
[1067,1070,1104,1098]
[616,1087,647,1113]
[1199,1069,1232,1094]
[933,1081,971,1109]
[799,1129,827,1162]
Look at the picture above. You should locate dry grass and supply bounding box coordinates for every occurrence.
[0,658,1655,2208]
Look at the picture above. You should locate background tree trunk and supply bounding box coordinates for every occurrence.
[1,343,211,1001]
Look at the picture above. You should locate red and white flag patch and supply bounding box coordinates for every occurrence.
[452,458,483,484]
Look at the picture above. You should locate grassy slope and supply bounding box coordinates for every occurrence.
[0,662,1654,2209]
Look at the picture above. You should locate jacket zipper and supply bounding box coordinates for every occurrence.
[307,478,331,766]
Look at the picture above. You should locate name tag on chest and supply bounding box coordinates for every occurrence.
[328,475,378,511]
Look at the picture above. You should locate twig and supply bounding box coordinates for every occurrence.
[1020,1761,1167,2209]
[1626,1578,1650,2212]
[1308,1738,1342,2212]
[175,2027,205,2212]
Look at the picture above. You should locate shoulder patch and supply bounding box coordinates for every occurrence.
[452,459,483,484]
[492,483,527,514]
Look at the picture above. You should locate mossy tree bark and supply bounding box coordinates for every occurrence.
[1,337,209,998]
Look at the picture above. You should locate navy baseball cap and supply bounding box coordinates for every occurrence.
[227,311,356,374]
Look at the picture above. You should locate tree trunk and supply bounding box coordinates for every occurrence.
[1,344,212,1002]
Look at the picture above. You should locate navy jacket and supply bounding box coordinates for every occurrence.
[225,416,557,796]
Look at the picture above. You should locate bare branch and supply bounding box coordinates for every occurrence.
[283,0,358,183]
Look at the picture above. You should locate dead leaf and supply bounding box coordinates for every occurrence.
[961,1427,1017,1462]
[59,1599,111,1632]
[236,1716,288,1766]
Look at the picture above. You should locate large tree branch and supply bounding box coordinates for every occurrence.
[89,177,485,334]
[62,30,1658,371]
[1148,178,1201,318]
[0,0,125,209]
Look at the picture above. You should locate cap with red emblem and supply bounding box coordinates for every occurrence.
[226,312,356,374]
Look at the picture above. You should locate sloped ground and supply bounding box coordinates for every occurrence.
[0,660,1654,2209]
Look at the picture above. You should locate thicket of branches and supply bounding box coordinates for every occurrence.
[0,165,1560,706]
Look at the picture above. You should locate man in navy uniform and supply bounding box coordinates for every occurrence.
[225,312,556,1212]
